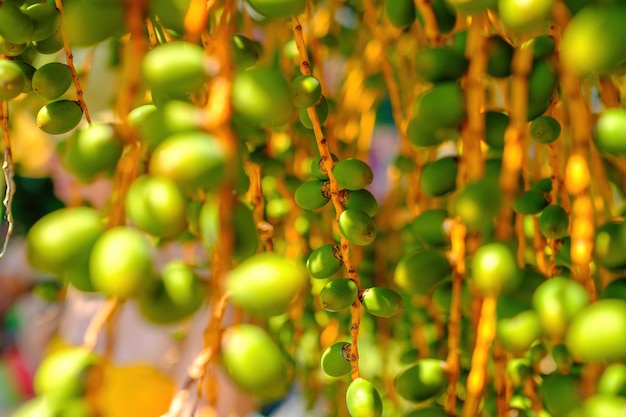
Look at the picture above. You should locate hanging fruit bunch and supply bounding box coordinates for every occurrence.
[2,0,626,416]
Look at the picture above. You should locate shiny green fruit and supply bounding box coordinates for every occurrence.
[62,123,124,182]
[333,158,374,191]
[526,59,557,121]
[149,131,226,192]
[37,100,83,135]
[319,278,358,311]
[486,35,514,78]
[11,396,54,417]
[342,189,379,217]
[125,175,188,238]
[232,68,293,126]
[338,209,377,246]
[498,0,553,31]
[221,324,291,401]
[566,299,626,362]
[532,276,590,339]
[306,244,343,279]
[0,59,25,99]
[471,242,520,296]
[385,0,415,28]
[143,41,205,95]
[346,378,383,417]
[310,152,338,180]
[246,0,306,18]
[522,35,556,61]
[513,190,548,215]
[32,29,64,54]
[415,0,457,33]
[539,205,569,239]
[0,37,26,56]
[530,115,561,144]
[226,252,307,317]
[580,395,626,417]
[414,82,465,130]
[27,207,105,275]
[594,221,626,270]
[595,108,626,155]
[453,178,502,232]
[0,2,33,44]
[394,359,449,403]
[63,1,125,46]
[232,34,260,69]
[299,95,329,128]
[598,363,626,397]
[412,209,450,247]
[291,75,322,108]
[24,3,61,42]
[415,47,467,83]
[406,117,447,149]
[560,5,626,76]
[89,226,155,299]
[420,156,458,197]
[361,287,404,318]
[34,347,98,413]
[497,310,542,354]
[484,110,509,150]
[321,342,351,377]
[295,180,330,210]
[394,249,451,295]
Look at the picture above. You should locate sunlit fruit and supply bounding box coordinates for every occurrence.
[361,287,404,318]
[143,41,206,95]
[413,82,465,129]
[295,180,331,210]
[471,242,521,296]
[24,3,61,42]
[598,363,626,397]
[291,74,322,108]
[595,108,626,155]
[333,158,374,191]
[0,2,33,44]
[497,310,542,354]
[246,0,306,18]
[394,249,451,295]
[319,279,358,311]
[346,378,383,417]
[321,342,351,377]
[394,359,449,403]
[307,244,343,279]
[232,34,260,69]
[37,100,83,135]
[232,67,293,126]
[0,59,26,99]
[498,0,553,31]
[338,209,377,246]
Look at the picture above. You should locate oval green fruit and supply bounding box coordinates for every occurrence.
[226,252,307,317]
[62,1,126,46]
[513,189,548,215]
[341,188,379,217]
[221,324,291,401]
[32,29,64,54]
[125,175,188,238]
[37,100,83,135]
[0,59,26,99]
[24,3,61,42]
[306,244,343,279]
[385,0,415,28]
[413,82,465,130]
[594,221,626,270]
[143,41,205,95]
[310,152,338,180]
[338,209,377,246]
[149,131,226,192]
[415,47,467,83]
[471,242,521,296]
[595,108,626,155]
[484,110,509,150]
[526,59,558,121]
[299,95,329,128]
[321,342,351,377]
[406,117,446,149]
[232,67,293,126]
[333,158,374,191]
[530,115,561,144]
[566,299,626,362]
[232,34,260,69]
[26,207,105,275]
[0,37,25,56]
[394,359,449,403]
[486,35,514,78]
[411,209,450,247]
[598,363,626,397]
[420,156,458,197]
[295,180,330,210]
[0,2,33,44]
[89,226,155,299]
[291,74,322,108]
[361,287,404,318]
[346,378,383,417]
[539,205,569,239]
[246,0,306,18]
[497,310,542,354]
[319,278,358,311]
[498,0,553,31]
[395,249,451,295]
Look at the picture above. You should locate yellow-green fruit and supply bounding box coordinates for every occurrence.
[581,395,626,417]
[411,209,450,247]
[342,189,379,217]
[595,108,626,155]
[310,153,338,180]
[532,276,590,339]
[338,209,377,246]
[34,347,98,413]
[226,252,307,317]
[291,74,322,108]
[11,397,54,417]
[414,82,465,129]
[307,244,343,279]
[541,373,582,416]
[594,221,626,270]
[232,68,293,126]
[0,59,25,99]
[406,117,447,149]
[320,279,358,311]
[321,342,351,377]
[497,310,542,354]
[221,324,291,401]
[62,1,126,46]
[415,47,467,83]
[361,287,404,318]
[566,299,626,362]
[89,226,155,299]
[333,158,374,191]
[560,5,626,76]
[453,178,501,232]
[232,34,260,69]
[149,131,226,192]
[539,205,569,239]
[0,2,33,44]
[530,115,561,144]
[125,175,188,239]
[32,62,72,100]
[295,180,330,210]
[394,249,451,295]
[394,359,449,403]
[37,100,83,135]
[498,0,553,31]
[143,41,205,95]
[346,378,383,417]
[420,157,458,197]
[26,207,105,275]
[598,363,626,397]
[246,0,306,18]
[471,242,521,296]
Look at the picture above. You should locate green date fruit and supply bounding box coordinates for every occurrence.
[221,324,292,401]
[566,299,626,362]
[320,278,358,311]
[295,180,330,210]
[413,82,465,130]
[453,178,501,232]
[394,249,451,295]
[149,131,226,192]
[595,108,626,155]
[346,378,383,417]
[598,363,626,397]
[232,34,260,69]
[89,226,155,299]
[484,110,509,150]
[32,29,64,54]
[37,100,83,135]
[338,209,377,246]
[125,175,189,239]
[333,158,374,191]
[412,209,450,247]
[0,59,26,100]
[361,287,404,318]
[143,41,206,96]
[513,190,548,215]
[232,67,293,126]
[394,359,449,403]
[526,59,558,121]
[0,2,33,44]
[415,47,467,83]
[530,115,562,144]
[497,310,542,354]
[299,95,329,128]
[63,1,126,46]
[310,153,339,180]
[486,35,514,78]
[226,252,307,317]
[321,342,351,377]
[580,395,626,417]
[246,0,306,18]
[420,156,458,197]
[342,189,379,217]
[498,0,553,32]
[471,242,521,296]
[385,0,415,28]
[0,37,26,56]
[24,3,61,42]
[406,117,447,149]
[307,244,343,279]
[26,207,105,275]
[539,205,569,240]
[32,62,73,100]
[291,74,322,108]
